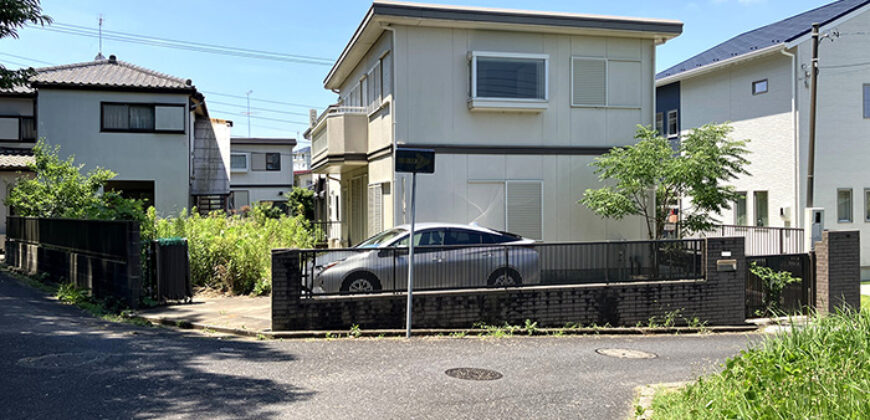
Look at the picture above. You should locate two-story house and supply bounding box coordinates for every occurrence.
[293,145,314,188]
[228,137,296,211]
[305,1,682,246]
[655,0,870,277]
[0,55,231,237]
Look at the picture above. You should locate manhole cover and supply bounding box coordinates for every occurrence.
[595,348,657,359]
[445,367,503,381]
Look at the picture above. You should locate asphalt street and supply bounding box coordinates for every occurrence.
[0,272,758,419]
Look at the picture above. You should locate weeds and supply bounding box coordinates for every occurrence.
[348,324,362,339]
[652,308,870,419]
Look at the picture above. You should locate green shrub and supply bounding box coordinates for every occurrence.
[750,262,802,316]
[651,308,870,419]
[146,203,313,295]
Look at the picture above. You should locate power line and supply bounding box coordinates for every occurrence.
[0,52,53,65]
[203,91,325,109]
[208,108,310,126]
[33,23,334,66]
[207,100,311,117]
[0,58,33,68]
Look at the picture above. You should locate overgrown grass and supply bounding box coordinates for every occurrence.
[650,308,870,419]
[862,294,869,311]
[145,204,314,295]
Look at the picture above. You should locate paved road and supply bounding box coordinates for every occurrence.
[0,273,758,419]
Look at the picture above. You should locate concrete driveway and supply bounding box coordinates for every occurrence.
[0,272,758,419]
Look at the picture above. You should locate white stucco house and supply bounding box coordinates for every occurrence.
[655,0,870,276]
[304,0,683,246]
[0,54,231,236]
[228,137,296,211]
[293,145,314,189]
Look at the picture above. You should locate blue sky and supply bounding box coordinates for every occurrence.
[0,0,831,141]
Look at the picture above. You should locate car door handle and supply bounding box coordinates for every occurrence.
[432,257,443,263]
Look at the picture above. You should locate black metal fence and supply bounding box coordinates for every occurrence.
[7,216,132,260]
[298,239,704,296]
[695,225,803,256]
[745,253,813,317]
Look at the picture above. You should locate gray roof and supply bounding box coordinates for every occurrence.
[657,0,870,80]
[231,137,297,146]
[6,55,194,93]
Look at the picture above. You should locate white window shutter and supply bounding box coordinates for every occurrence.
[572,58,606,106]
[506,182,542,240]
[367,184,383,236]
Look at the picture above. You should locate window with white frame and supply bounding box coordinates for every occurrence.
[230,153,248,172]
[752,79,768,95]
[838,188,853,223]
[470,52,548,100]
[667,110,679,138]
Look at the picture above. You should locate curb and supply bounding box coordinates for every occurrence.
[129,313,758,339]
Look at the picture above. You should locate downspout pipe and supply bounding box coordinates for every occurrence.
[781,46,800,227]
[382,24,401,224]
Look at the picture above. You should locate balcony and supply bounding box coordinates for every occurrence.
[309,106,368,174]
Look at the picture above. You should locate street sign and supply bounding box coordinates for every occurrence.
[395,148,435,174]
[394,147,436,338]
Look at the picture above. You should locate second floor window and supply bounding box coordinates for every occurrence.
[667,110,679,138]
[265,153,281,171]
[101,102,185,133]
[230,153,248,172]
[471,52,547,100]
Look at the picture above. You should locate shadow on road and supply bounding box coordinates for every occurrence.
[0,274,313,419]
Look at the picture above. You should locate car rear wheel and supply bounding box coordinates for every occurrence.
[488,268,522,287]
[341,273,382,293]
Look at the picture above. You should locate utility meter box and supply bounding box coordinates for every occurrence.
[804,207,824,251]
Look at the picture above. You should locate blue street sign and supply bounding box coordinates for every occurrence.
[395,148,435,174]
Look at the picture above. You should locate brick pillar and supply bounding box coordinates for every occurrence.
[704,237,746,325]
[814,230,860,314]
[271,250,302,331]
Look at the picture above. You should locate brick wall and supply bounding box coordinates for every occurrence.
[5,217,143,308]
[272,237,746,330]
[814,230,860,313]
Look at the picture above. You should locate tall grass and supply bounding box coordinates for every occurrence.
[651,308,870,419]
[145,205,313,295]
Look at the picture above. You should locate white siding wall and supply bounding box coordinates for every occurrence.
[36,89,190,215]
[796,7,870,269]
[680,53,796,227]
[388,26,653,241]
[229,143,294,207]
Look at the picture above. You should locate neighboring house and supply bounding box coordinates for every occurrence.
[0,54,230,235]
[293,145,314,188]
[304,0,682,246]
[655,0,870,275]
[229,137,296,211]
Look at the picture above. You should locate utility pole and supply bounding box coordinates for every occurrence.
[806,23,820,208]
[245,90,253,137]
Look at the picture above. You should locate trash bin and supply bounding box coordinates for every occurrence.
[151,238,192,302]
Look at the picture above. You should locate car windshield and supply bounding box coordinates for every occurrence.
[355,228,407,248]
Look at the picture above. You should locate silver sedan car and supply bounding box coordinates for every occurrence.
[308,223,540,294]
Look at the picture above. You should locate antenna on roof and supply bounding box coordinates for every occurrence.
[244,90,253,137]
[94,14,105,61]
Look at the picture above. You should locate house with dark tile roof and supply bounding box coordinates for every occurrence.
[655,0,870,277]
[0,55,233,241]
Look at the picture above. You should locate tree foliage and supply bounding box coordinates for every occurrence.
[0,0,51,90]
[5,140,145,221]
[287,186,314,220]
[581,124,750,239]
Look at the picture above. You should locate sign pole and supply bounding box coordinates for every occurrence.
[405,171,417,338]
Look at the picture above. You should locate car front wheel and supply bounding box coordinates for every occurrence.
[488,268,522,287]
[340,273,382,293]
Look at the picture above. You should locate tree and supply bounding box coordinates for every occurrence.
[5,140,144,221]
[0,0,51,90]
[286,186,314,221]
[581,124,750,239]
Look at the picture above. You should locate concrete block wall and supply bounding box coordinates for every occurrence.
[272,237,747,330]
[815,230,861,313]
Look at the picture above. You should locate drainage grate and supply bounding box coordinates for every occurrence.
[445,367,503,381]
[595,348,657,359]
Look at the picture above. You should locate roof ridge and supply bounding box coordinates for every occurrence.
[115,60,189,85]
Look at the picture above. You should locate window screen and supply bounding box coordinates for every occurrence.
[251,153,267,171]
[154,105,184,131]
[265,153,281,171]
[838,189,853,223]
[864,85,870,119]
[735,193,747,226]
[667,110,678,137]
[754,191,768,227]
[128,105,155,130]
[102,104,129,130]
[507,181,542,240]
[20,117,36,141]
[572,58,606,106]
[476,56,546,100]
